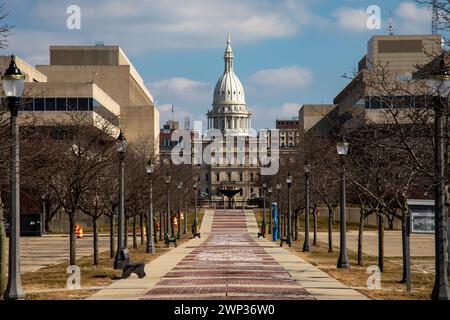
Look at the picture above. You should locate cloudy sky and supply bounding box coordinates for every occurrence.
[1,0,440,129]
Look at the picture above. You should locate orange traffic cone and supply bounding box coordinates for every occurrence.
[75,225,84,239]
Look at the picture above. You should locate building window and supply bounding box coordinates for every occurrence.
[46,98,56,111]
[216,173,220,181]
[67,98,78,111]
[56,98,67,111]
[239,173,243,182]
[228,172,232,182]
[78,98,90,111]
[206,173,209,181]
[34,98,45,111]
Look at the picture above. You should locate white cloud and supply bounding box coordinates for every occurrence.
[9,0,322,56]
[332,7,368,33]
[394,2,432,34]
[148,77,210,105]
[251,102,301,129]
[248,66,313,91]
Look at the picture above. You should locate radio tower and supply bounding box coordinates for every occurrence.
[388,11,394,35]
[432,0,439,34]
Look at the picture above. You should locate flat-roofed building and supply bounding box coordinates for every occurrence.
[34,45,159,144]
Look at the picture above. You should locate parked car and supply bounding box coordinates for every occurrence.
[5,213,42,237]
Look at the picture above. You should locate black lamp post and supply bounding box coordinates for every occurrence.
[183,187,188,235]
[193,177,199,235]
[41,193,47,236]
[336,140,350,269]
[164,173,171,239]
[276,182,282,240]
[303,162,311,252]
[177,181,183,240]
[262,182,267,238]
[267,186,272,235]
[114,130,127,269]
[286,173,293,247]
[431,62,450,300]
[145,159,155,254]
[3,55,25,300]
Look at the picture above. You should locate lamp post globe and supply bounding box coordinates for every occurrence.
[303,162,312,252]
[114,130,127,269]
[336,139,350,269]
[3,55,25,300]
[146,159,155,254]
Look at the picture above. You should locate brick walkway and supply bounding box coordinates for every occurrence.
[142,211,313,300]
[88,209,367,300]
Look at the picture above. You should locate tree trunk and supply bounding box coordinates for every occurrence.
[132,215,137,249]
[93,217,99,265]
[159,210,163,241]
[140,212,144,245]
[378,212,384,272]
[109,214,115,258]
[313,206,318,245]
[358,213,365,266]
[0,203,6,295]
[332,209,336,224]
[328,207,333,253]
[124,217,129,248]
[69,213,76,265]
[401,208,412,292]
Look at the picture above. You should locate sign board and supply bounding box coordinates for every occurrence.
[407,199,435,234]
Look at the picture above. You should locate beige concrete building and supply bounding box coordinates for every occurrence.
[300,35,443,134]
[35,45,159,144]
[1,45,159,144]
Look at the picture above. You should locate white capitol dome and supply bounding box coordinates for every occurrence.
[213,35,246,106]
[207,34,252,136]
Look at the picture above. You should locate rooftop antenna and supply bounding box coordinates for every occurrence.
[432,0,439,35]
[388,11,394,36]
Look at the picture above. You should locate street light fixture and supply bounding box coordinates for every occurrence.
[114,130,127,269]
[276,182,282,240]
[3,55,25,300]
[145,159,155,254]
[177,181,183,240]
[267,186,273,235]
[303,161,312,252]
[165,173,172,239]
[430,60,450,300]
[336,139,350,269]
[193,177,199,235]
[286,173,293,247]
[261,181,267,238]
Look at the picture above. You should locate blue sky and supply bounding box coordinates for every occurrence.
[2,0,438,129]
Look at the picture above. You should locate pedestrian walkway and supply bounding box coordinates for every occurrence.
[88,209,368,300]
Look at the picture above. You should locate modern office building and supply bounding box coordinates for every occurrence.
[34,45,159,144]
[300,34,443,134]
[1,45,159,145]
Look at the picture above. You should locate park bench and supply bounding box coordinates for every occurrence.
[191,224,201,238]
[164,234,177,248]
[257,224,265,239]
[193,232,201,239]
[280,237,291,248]
[119,249,146,279]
